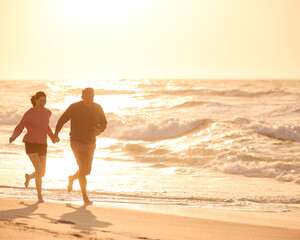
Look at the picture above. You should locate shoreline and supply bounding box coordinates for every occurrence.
[1,197,300,240]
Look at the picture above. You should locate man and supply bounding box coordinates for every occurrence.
[54,88,107,205]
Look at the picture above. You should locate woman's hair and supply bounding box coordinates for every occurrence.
[31,91,46,107]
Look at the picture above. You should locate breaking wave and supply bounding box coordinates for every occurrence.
[103,117,212,140]
[207,153,300,184]
[234,117,300,142]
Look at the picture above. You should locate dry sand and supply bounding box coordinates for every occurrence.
[0,197,300,240]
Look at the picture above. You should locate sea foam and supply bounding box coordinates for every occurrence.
[103,117,211,140]
[207,153,300,184]
[235,117,300,142]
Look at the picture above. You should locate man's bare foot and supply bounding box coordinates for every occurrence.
[67,176,73,192]
[84,200,93,205]
[83,195,93,205]
[24,174,30,188]
[38,198,44,203]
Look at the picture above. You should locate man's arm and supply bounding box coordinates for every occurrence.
[98,105,107,133]
[93,105,107,137]
[54,105,73,137]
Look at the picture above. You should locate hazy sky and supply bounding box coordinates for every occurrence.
[0,0,300,80]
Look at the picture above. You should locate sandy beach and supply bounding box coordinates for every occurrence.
[0,198,299,240]
[1,0,300,238]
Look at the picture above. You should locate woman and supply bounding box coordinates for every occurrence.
[9,91,57,203]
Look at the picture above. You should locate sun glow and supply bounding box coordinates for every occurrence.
[58,0,151,25]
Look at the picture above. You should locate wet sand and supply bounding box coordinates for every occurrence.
[0,197,300,240]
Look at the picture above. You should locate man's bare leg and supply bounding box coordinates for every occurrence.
[68,171,79,192]
[78,170,92,205]
[70,141,94,205]
[68,170,92,204]
[24,173,30,187]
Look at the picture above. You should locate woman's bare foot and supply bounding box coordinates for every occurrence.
[38,198,44,203]
[24,174,30,188]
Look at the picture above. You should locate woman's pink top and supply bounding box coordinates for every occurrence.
[11,108,54,144]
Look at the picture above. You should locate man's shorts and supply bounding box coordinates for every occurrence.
[25,142,47,156]
[70,140,96,175]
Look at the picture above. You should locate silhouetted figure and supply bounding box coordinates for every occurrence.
[9,91,57,203]
[54,88,107,205]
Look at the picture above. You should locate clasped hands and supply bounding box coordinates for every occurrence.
[10,129,100,144]
[52,134,60,144]
[9,135,60,144]
[52,128,101,144]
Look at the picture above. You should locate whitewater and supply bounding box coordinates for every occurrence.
[0,79,300,214]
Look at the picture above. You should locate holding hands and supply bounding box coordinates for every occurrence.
[9,136,60,144]
[52,134,60,144]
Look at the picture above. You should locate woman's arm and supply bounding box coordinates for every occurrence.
[47,125,56,143]
[9,112,28,143]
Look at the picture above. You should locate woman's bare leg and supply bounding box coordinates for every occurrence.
[24,172,36,187]
[39,155,46,177]
[27,153,44,203]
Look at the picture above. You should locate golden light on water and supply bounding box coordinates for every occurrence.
[1,0,300,213]
[47,78,154,117]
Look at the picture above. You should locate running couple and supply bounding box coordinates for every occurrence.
[9,88,107,205]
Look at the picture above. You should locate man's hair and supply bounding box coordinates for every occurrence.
[82,88,95,95]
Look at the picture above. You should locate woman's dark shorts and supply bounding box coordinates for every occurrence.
[25,142,47,156]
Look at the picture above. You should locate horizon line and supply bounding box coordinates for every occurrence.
[1,78,300,81]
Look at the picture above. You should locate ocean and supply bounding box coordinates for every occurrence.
[1,79,300,215]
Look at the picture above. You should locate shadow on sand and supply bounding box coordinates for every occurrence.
[39,203,111,231]
[0,201,39,222]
